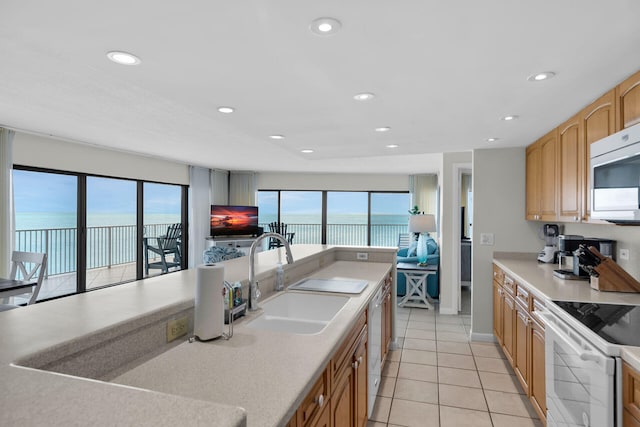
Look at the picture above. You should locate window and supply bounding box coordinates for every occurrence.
[13,169,78,300]
[12,166,188,300]
[327,192,368,245]
[257,190,410,247]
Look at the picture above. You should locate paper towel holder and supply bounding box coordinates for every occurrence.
[190,281,245,342]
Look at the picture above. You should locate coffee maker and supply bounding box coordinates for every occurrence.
[553,235,616,280]
[537,224,560,263]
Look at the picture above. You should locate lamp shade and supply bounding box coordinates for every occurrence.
[408,214,436,233]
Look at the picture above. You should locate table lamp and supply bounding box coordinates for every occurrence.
[408,214,436,264]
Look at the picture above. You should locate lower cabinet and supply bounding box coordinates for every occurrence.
[289,309,369,427]
[530,318,546,419]
[381,276,392,363]
[492,264,546,425]
[623,361,640,426]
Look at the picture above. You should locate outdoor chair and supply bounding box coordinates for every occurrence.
[267,222,295,249]
[0,251,48,311]
[144,223,182,275]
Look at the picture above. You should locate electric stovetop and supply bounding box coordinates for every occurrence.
[553,300,640,347]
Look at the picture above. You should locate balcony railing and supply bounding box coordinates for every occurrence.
[14,223,175,277]
[15,223,408,278]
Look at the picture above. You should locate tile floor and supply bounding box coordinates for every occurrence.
[367,306,543,427]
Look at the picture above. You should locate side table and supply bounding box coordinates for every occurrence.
[397,262,438,309]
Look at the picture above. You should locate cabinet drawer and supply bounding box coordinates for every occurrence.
[503,275,516,296]
[493,264,504,285]
[530,296,546,327]
[515,283,530,309]
[297,366,330,427]
[332,310,367,389]
[624,409,640,427]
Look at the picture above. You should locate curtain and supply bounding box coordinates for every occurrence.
[188,166,211,268]
[0,128,14,277]
[409,174,438,214]
[210,169,229,205]
[229,172,256,206]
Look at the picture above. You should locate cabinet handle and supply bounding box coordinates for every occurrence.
[352,361,359,369]
[357,356,363,364]
[315,394,324,407]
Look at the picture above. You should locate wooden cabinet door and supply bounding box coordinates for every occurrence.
[331,367,354,427]
[354,334,368,427]
[526,143,541,220]
[502,292,515,365]
[310,403,330,427]
[582,89,617,222]
[530,320,546,422]
[618,70,640,129]
[539,129,558,221]
[514,303,530,392]
[493,280,504,344]
[558,113,583,223]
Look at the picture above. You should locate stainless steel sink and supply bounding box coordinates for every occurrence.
[247,292,349,335]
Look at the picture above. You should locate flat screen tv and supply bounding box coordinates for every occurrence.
[210,205,262,237]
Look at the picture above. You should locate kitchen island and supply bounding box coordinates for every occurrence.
[0,245,397,427]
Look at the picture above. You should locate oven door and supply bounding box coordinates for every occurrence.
[541,311,617,427]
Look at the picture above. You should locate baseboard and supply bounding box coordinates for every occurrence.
[471,332,496,342]
[438,307,458,315]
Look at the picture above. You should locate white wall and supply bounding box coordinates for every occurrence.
[257,172,411,192]
[471,148,540,337]
[13,132,190,185]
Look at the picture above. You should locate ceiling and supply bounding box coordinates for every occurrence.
[2,1,640,174]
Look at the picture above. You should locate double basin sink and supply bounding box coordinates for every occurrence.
[247,292,350,335]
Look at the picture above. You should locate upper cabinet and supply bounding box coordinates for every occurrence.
[618,70,640,130]
[557,113,583,222]
[526,129,557,221]
[525,69,640,223]
[581,89,617,223]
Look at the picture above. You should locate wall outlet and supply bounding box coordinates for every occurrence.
[480,233,495,246]
[166,316,188,342]
[356,252,369,260]
[620,248,630,261]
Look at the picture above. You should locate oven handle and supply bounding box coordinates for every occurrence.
[539,310,606,366]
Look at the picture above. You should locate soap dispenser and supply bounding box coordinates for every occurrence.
[275,262,284,291]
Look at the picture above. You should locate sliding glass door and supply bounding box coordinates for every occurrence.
[86,177,137,289]
[12,166,187,300]
[13,169,78,300]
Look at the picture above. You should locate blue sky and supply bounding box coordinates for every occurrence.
[13,170,181,214]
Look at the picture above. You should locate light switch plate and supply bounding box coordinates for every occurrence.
[480,233,494,246]
[620,249,630,261]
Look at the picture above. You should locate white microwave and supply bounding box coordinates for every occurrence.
[590,122,640,224]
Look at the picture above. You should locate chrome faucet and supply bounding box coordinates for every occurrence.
[248,232,294,311]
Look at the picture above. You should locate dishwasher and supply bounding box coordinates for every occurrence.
[368,286,382,417]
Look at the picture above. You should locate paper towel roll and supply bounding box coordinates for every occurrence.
[194,263,225,340]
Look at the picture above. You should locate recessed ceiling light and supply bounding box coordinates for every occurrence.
[106,51,141,65]
[375,127,391,132]
[217,106,235,114]
[269,135,285,140]
[486,137,499,142]
[386,144,399,148]
[301,149,314,154]
[354,93,375,101]
[501,115,519,121]
[527,71,556,82]
[310,17,342,36]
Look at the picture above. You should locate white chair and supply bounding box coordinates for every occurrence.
[0,251,48,311]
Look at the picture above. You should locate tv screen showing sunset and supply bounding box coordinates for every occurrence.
[210,205,258,231]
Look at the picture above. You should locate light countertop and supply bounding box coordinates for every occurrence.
[493,252,640,372]
[0,245,394,427]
